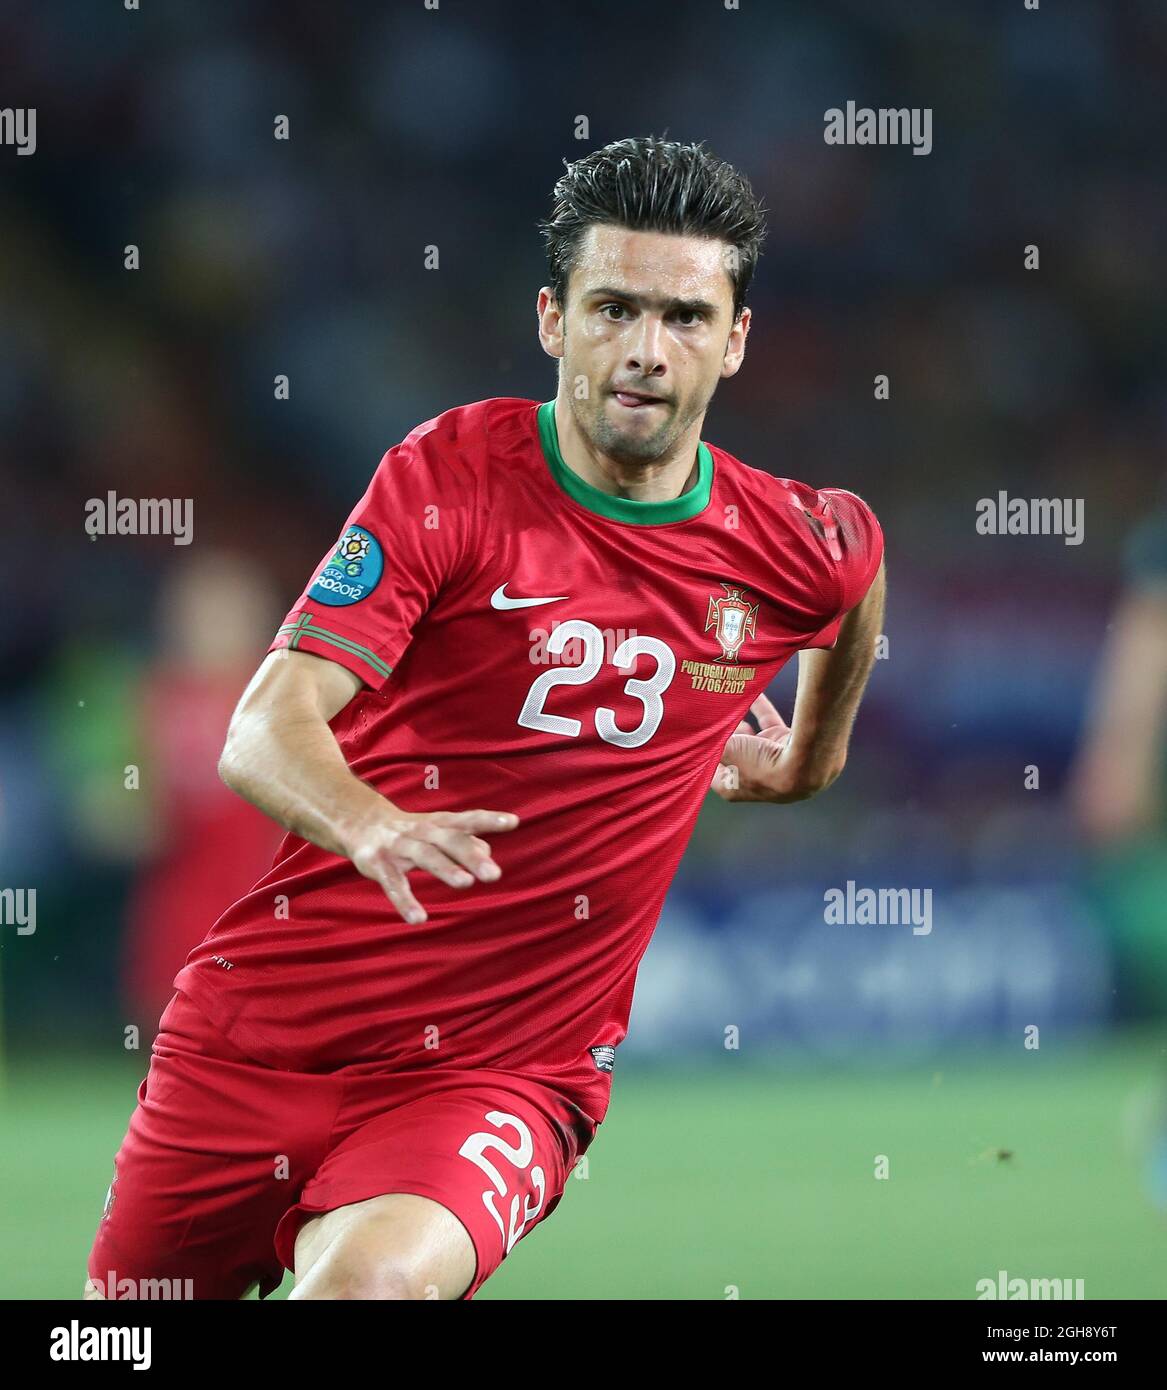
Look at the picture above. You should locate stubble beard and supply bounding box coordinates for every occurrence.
[587,393,676,466]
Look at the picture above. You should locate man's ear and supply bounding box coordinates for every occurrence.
[537,289,566,359]
[721,305,750,378]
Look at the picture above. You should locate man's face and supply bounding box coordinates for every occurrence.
[538,223,750,465]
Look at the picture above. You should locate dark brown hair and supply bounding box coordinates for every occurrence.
[539,135,768,324]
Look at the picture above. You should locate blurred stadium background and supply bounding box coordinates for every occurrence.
[2,0,1166,1299]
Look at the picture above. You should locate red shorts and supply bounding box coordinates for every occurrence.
[87,990,597,1300]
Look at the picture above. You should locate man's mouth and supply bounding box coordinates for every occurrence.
[612,390,666,409]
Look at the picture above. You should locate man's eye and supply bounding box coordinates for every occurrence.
[677,310,703,326]
[601,304,626,319]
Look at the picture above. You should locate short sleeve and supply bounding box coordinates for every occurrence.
[267,428,471,690]
[801,488,885,650]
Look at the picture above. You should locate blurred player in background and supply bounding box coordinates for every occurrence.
[86,136,885,1301]
[1067,501,1167,1206]
[1069,502,1167,1002]
[122,552,285,1026]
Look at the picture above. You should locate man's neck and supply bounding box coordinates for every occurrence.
[554,396,700,503]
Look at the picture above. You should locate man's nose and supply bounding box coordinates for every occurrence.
[626,316,668,376]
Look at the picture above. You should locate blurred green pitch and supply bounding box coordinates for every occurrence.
[2,1039,1164,1300]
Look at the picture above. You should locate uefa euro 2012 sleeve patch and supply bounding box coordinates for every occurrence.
[309,525,384,606]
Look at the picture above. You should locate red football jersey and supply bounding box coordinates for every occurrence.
[175,396,883,1123]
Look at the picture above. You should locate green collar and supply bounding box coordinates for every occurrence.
[536,399,713,525]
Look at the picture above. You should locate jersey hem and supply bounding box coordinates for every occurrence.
[173,969,610,1129]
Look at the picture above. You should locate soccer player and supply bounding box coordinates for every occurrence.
[86,135,886,1301]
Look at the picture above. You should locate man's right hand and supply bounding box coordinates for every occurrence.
[219,649,521,925]
[345,809,520,924]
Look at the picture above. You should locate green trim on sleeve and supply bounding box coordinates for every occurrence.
[278,613,394,679]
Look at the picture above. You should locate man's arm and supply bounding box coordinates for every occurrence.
[218,648,519,923]
[711,560,886,803]
[1066,586,1167,845]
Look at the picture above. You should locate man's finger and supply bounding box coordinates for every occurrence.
[423,824,503,881]
[751,691,790,734]
[379,866,427,924]
[400,838,477,889]
[710,763,741,800]
[436,809,520,832]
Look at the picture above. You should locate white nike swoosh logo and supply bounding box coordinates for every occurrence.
[490,583,568,610]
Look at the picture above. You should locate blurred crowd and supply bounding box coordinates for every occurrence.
[1,0,1165,1049]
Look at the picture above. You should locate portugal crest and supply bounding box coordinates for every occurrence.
[705,583,759,663]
